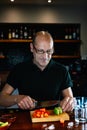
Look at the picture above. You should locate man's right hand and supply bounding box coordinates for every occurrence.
[17,95,36,110]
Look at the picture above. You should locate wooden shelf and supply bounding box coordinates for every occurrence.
[52,55,81,59]
[0,55,80,59]
[54,40,81,43]
[0,39,81,43]
[0,39,32,43]
[0,39,81,59]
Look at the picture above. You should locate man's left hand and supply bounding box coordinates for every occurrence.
[60,97,76,112]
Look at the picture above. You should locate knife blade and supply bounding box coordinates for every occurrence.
[34,100,60,109]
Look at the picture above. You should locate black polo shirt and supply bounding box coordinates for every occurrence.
[7,59,73,101]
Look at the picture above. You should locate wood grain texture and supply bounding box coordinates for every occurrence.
[30,110,70,123]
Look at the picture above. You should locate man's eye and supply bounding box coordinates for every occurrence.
[47,50,53,53]
[38,50,44,53]
[47,50,51,53]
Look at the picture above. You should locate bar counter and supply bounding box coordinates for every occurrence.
[0,109,87,130]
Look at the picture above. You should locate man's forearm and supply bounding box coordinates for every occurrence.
[0,94,24,107]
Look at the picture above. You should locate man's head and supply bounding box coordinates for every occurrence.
[30,31,54,70]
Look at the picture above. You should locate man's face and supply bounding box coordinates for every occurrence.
[30,40,54,70]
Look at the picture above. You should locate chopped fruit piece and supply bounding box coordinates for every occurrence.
[0,121,8,127]
[32,108,49,118]
[60,119,65,123]
[53,107,59,115]
[57,107,62,114]
[53,107,62,115]
[39,108,46,112]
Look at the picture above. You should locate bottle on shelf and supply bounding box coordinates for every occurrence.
[0,32,4,39]
[28,29,32,39]
[8,29,12,39]
[20,26,23,39]
[68,28,72,40]
[15,29,19,39]
[12,29,15,39]
[76,27,80,40]
[24,26,28,39]
[72,28,76,40]
[65,28,69,40]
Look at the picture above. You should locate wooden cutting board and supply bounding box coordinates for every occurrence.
[30,110,70,123]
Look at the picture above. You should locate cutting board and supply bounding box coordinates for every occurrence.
[30,110,70,123]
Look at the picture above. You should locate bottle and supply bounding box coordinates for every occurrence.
[8,29,12,39]
[12,29,15,39]
[65,28,69,39]
[68,28,72,39]
[0,32,4,39]
[24,26,28,39]
[15,29,19,39]
[28,29,32,39]
[72,28,76,40]
[76,27,80,40]
[20,26,23,39]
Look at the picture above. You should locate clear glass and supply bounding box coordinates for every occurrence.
[74,97,87,123]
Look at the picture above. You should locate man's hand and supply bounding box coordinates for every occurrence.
[17,95,36,110]
[60,97,76,112]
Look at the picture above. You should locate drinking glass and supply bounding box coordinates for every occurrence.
[74,97,87,123]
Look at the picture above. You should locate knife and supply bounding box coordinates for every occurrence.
[34,100,60,109]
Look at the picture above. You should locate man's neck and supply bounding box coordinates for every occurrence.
[33,59,46,71]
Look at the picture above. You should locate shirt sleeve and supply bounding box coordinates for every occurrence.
[60,67,73,91]
[6,65,21,89]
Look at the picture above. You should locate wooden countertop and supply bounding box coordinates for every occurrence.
[0,109,87,130]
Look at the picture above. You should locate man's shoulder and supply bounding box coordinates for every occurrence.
[12,60,32,70]
[51,60,67,71]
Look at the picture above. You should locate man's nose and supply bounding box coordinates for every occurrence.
[43,52,48,58]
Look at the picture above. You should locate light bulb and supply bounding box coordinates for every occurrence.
[48,0,52,3]
[10,0,14,2]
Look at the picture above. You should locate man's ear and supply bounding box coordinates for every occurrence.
[30,43,33,52]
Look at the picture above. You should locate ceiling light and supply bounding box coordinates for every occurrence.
[10,0,14,2]
[48,0,52,3]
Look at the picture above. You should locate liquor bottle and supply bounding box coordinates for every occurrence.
[15,29,19,39]
[8,29,12,39]
[20,26,23,39]
[24,26,28,39]
[28,29,32,39]
[76,27,80,40]
[12,29,15,39]
[0,32,4,39]
[68,28,72,39]
[65,28,69,39]
[72,28,76,40]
